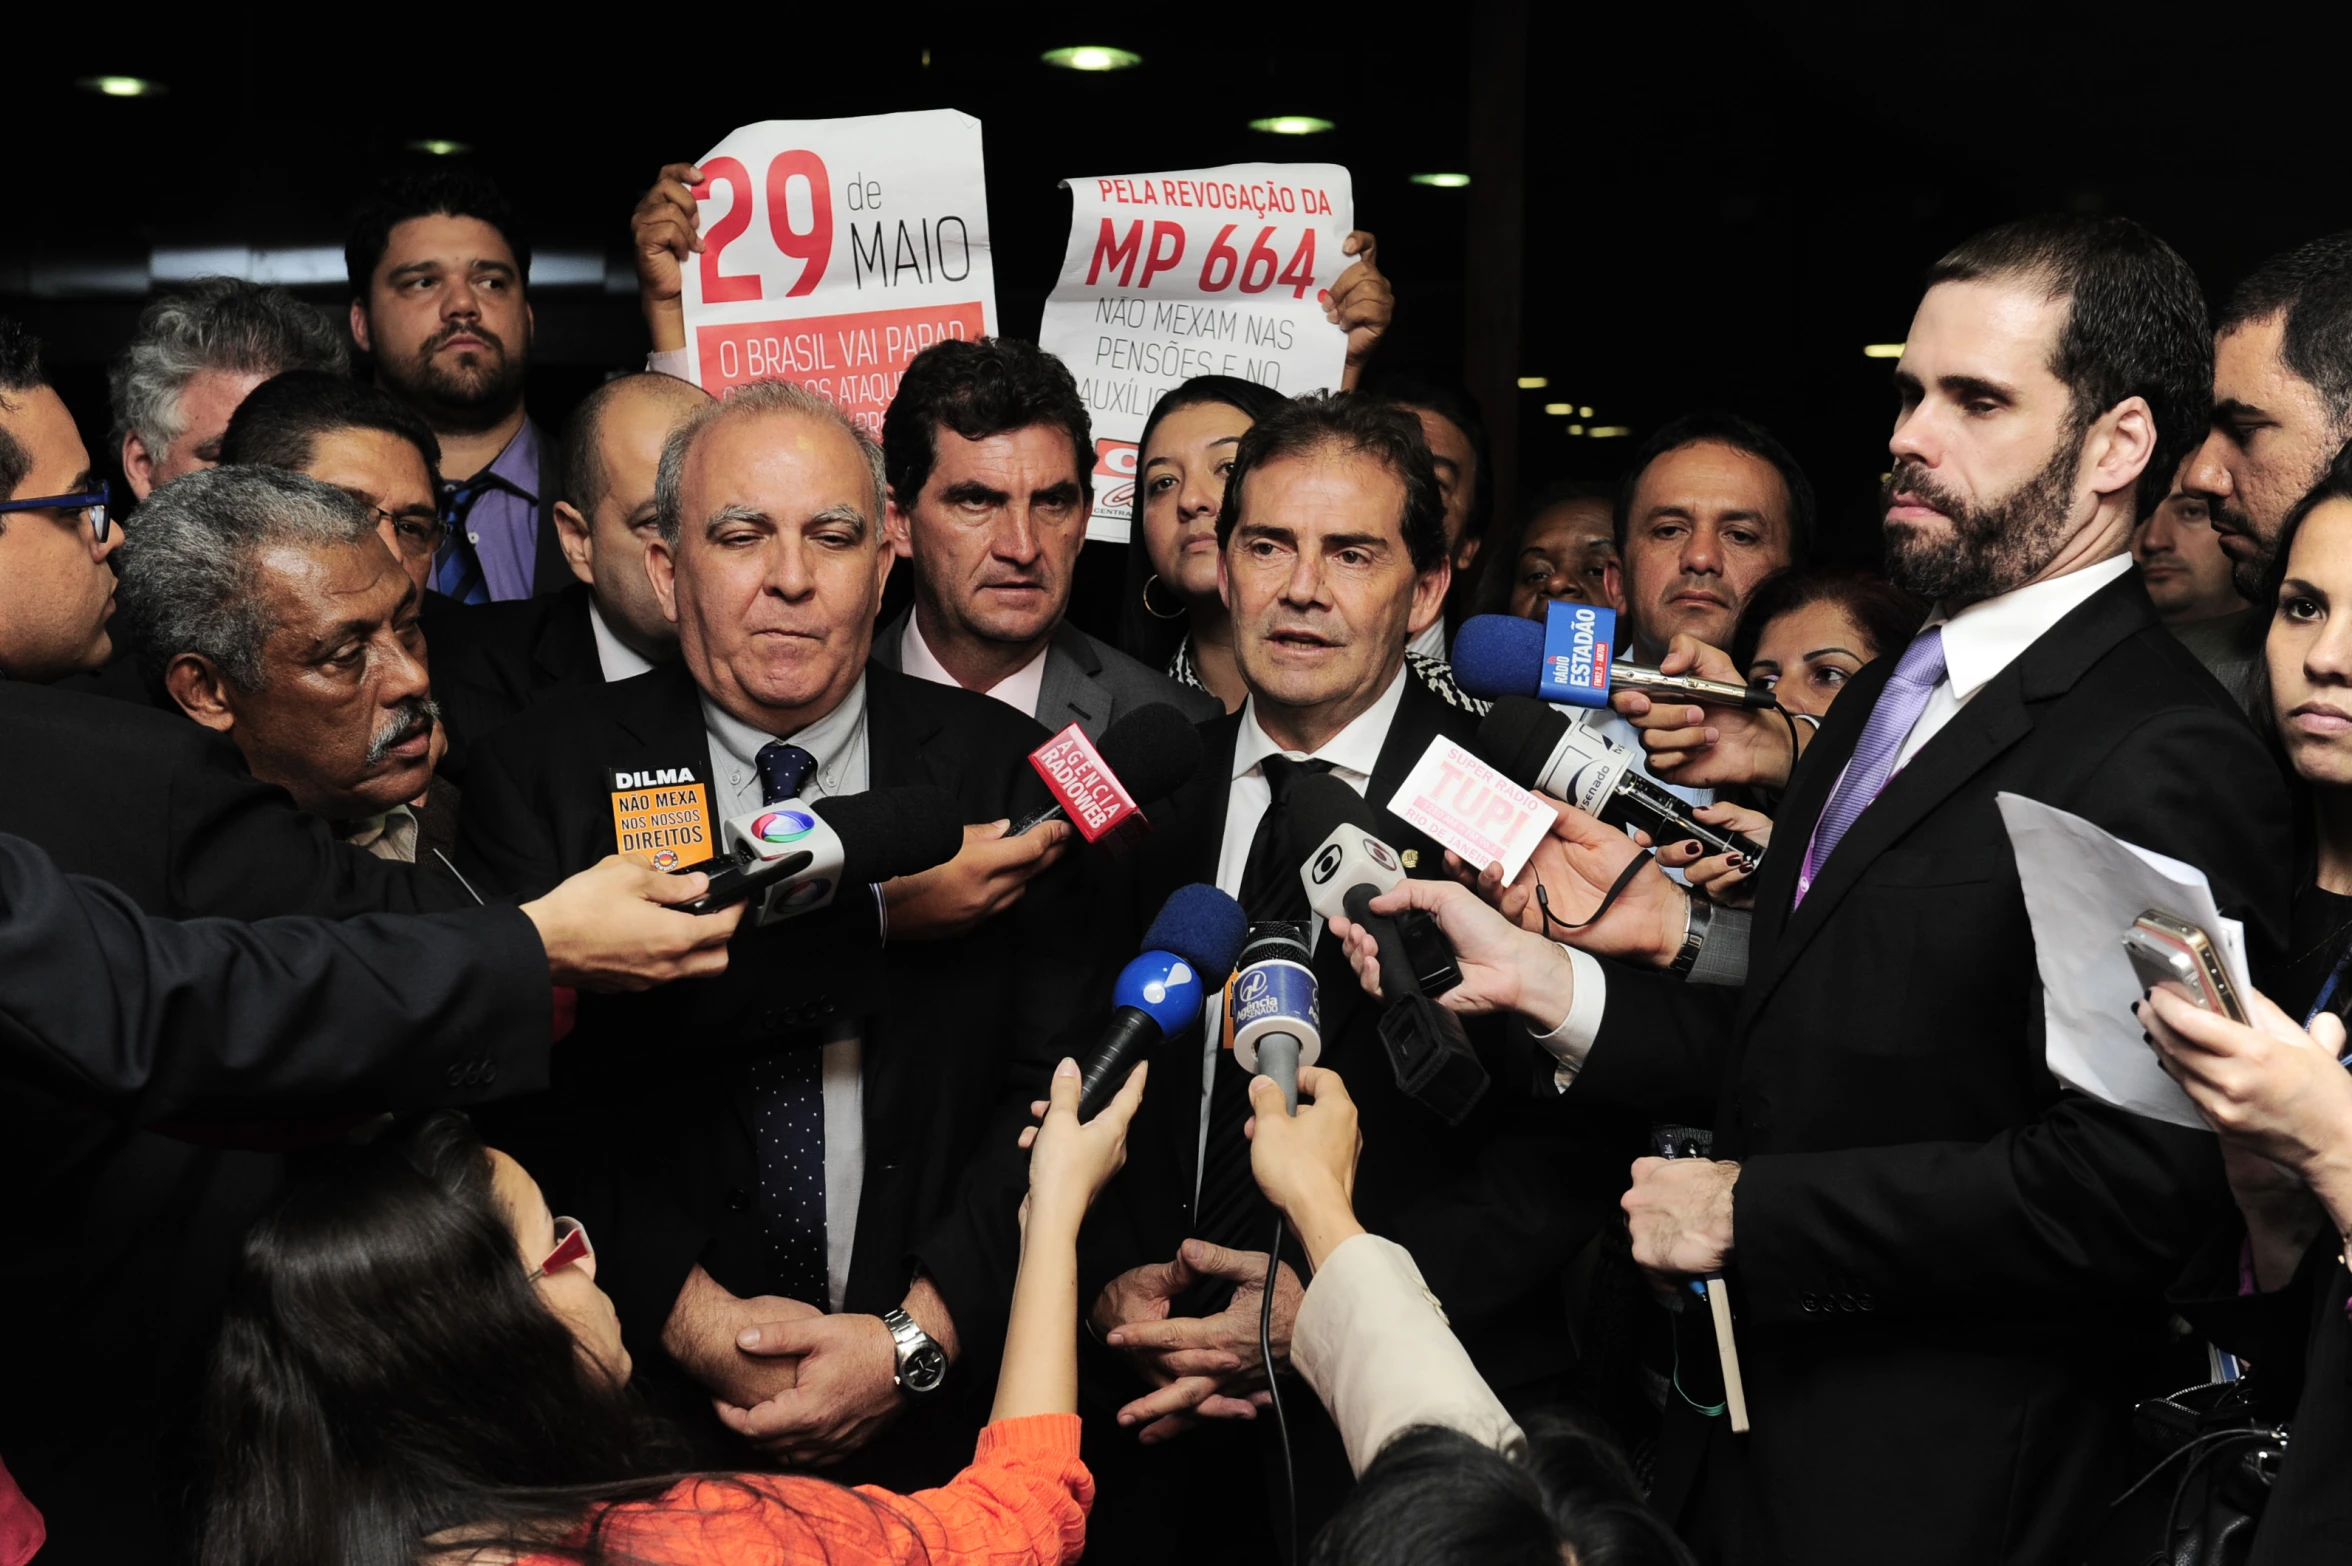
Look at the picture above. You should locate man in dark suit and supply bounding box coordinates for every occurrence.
[1523,217,2292,1565]
[456,376,1093,1486]
[874,337,1218,737]
[1075,393,1625,1560]
[429,371,712,777]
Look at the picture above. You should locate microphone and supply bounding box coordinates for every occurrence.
[1228,924,1321,1115]
[1013,702,1205,850]
[1287,774,1489,1125]
[1453,607,1778,711]
[1477,697,1765,870]
[701,785,965,923]
[1076,883,1250,1120]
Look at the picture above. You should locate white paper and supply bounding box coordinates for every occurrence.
[1996,792,2249,1130]
[1037,165,1354,541]
[680,111,997,434]
[1386,736,1553,882]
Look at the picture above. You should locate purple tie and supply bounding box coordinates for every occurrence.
[1796,627,1948,905]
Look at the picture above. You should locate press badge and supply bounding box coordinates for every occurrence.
[607,764,714,870]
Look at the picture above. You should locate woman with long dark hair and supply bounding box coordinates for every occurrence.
[199,1057,1147,1566]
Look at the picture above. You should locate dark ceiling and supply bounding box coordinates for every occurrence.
[8,4,2345,566]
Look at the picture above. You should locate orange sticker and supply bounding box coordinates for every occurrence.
[607,766,714,869]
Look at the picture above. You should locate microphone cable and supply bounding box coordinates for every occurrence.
[1262,1213,1299,1566]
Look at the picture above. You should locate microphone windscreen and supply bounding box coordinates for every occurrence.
[1095,703,1205,805]
[1476,696,1573,789]
[1286,771,1382,858]
[1141,882,1249,987]
[813,785,964,885]
[1450,614,1547,701]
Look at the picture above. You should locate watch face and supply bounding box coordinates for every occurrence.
[902,1344,948,1394]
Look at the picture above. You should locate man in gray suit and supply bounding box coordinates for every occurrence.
[876,338,1219,737]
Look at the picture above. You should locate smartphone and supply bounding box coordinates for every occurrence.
[2122,910,2248,1024]
[669,847,813,915]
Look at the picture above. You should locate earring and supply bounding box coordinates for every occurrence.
[1142,572,1187,621]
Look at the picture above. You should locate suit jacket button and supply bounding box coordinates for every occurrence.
[478,1061,497,1084]
[760,1009,782,1033]
[445,1062,465,1088]
[1800,1292,1818,1313]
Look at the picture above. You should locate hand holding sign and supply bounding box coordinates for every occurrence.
[1322,231,1392,386]
[634,161,706,353]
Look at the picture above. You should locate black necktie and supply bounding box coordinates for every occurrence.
[1195,756,1336,1249]
[747,742,828,1307]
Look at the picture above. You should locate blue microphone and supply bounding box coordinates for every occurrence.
[1078,884,1250,1120]
[1453,610,1776,710]
[1230,925,1321,1116]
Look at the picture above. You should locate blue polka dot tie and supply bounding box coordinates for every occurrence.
[750,742,828,1307]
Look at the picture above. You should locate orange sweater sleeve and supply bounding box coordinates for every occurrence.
[548,1414,1092,1566]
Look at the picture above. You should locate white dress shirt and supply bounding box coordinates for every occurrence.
[1535,553,2136,1087]
[701,680,870,1313]
[1196,667,1409,1191]
[1407,619,1449,663]
[587,598,656,684]
[897,611,1051,719]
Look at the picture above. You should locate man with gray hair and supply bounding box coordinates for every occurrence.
[111,277,348,500]
[117,466,443,860]
[455,375,1096,1488]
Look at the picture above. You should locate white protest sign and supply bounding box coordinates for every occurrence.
[1387,736,1556,883]
[1038,164,1354,541]
[680,111,996,434]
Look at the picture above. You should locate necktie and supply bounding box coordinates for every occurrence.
[1795,627,1948,905]
[433,480,494,605]
[1195,755,1336,1249]
[746,742,829,1307]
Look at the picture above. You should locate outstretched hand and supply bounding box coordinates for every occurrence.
[1613,633,1800,790]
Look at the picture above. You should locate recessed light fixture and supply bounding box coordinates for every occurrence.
[1042,45,1140,71]
[408,139,470,157]
[1250,115,1335,136]
[1577,405,1593,417]
[1410,172,1471,189]
[1543,402,1571,416]
[79,75,165,98]
[1568,423,1586,435]
[1863,343,1905,358]
[1588,425,1632,438]
[1518,376,1550,390]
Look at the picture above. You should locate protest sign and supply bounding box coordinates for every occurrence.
[680,111,996,433]
[1037,164,1354,540]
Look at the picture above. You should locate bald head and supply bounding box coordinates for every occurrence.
[553,372,711,662]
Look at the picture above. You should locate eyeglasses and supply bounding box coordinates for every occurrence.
[357,500,449,559]
[527,1215,594,1281]
[0,481,115,544]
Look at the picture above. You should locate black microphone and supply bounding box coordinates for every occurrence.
[1012,702,1206,842]
[1076,883,1250,1120]
[675,784,965,917]
[1477,697,1765,870]
[1286,774,1489,1125]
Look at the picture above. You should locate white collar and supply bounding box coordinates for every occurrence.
[699,675,868,801]
[1928,553,2132,703]
[1234,664,1410,783]
[899,609,1051,719]
[586,597,656,683]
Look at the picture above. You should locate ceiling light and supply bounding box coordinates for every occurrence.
[1588,425,1632,438]
[1518,376,1549,390]
[1042,45,1140,71]
[1577,405,1592,417]
[1410,172,1471,189]
[1250,115,1335,136]
[1568,424,1586,435]
[1863,343,1905,358]
[1543,402,1571,416]
[408,139,470,157]
[79,75,165,98]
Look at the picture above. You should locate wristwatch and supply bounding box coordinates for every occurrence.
[1668,891,1713,979]
[881,1307,948,1396]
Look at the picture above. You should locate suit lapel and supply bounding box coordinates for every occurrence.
[537,585,597,688]
[604,660,721,792]
[868,606,909,674]
[1742,568,2156,1018]
[1036,623,1112,738]
[863,663,948,791]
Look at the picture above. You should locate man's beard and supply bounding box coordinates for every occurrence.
[367,696,441,767]
[381,320,530,434]
[2211,495,2272,602]
[1881,426,2087,609]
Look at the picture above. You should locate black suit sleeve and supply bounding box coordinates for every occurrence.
[164,730,478,917]
[0,833,551,1122]
[1570,963,1738,1119]
[1733,705,2289,1325]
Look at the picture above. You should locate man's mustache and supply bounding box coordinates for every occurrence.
[425,320,506,358]
[368,697,441,766]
